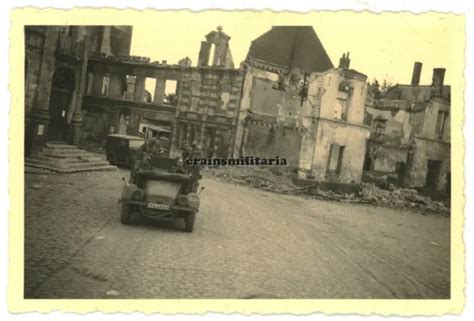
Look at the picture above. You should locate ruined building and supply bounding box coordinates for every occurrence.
[85,26,244,158]
[236,26,369,184]
[236,26,334,165]
[197,26,234,69]
[364,62,451,192]
[172,27,243,158]
[297,55,369,184]
[25,26,133,156]
[25,26,244,160]
[27,25,447,190]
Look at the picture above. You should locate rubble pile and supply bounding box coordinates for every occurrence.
[205,167,449,215]
[297,183,449,214]
[357,183,449,213]
[204,166,297,192]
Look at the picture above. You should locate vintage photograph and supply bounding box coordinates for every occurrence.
[21,11,459,301]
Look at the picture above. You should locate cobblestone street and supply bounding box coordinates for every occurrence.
[24,169,450,299]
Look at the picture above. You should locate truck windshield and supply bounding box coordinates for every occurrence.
[129,140,144,149]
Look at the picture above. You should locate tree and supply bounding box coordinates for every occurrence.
[367,78,393,99]
[164,93,178,106]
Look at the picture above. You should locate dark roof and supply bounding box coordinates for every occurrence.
[246,26,333,73]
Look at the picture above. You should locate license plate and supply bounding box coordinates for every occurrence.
[147,203,170,210]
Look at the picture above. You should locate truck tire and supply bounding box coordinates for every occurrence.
[184,213,195,233]
[121,203,131,225]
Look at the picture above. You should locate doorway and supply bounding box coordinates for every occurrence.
[326,144,345,176]
[48,68,75,141]
[425,159,442,190]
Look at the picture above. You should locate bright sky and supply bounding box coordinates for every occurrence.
[129,11,464,92]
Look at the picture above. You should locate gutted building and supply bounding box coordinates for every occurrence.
[297,55,369,183]
[364,62,451,192]
[25,25,244,160]
[83,55,178,145]
[83,27,244,158]
[25,26,132,156]
[236,26,335,166]
[237,26,369,184]
[172,27,244,158]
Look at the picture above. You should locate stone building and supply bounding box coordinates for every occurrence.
[236,26,334,166]
[364,62,451,192]
[82,27,244,158]
[297,56,369,184]
[173,27,243,158]
[83,55,177,144]
[25,25,244,161]
[24,26,132,156]
[236,26,369,184]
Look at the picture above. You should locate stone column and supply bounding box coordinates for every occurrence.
[199,123,206,147]
[178,123,185,148]
[186,125,193,142]
[134,74,145,103]
[29,27,59,153]
[109,73,124,99]
[100,26,112,56]
[153,78,166,104]
[91,73,104,96]
[68,29,90,145]
[214,128,220,156]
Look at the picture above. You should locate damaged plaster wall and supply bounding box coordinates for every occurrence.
[243,120,304,168]
[370,145,409,173]
[298,67,370,184]
[364,65,451,192]
[408,137,450,190]
[236,64,320,160]
[309,120,369,183]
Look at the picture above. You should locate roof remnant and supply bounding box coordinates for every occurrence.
[246,26,334,74]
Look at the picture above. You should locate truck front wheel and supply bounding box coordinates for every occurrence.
[184,213,195,232]
[121,203,131,225]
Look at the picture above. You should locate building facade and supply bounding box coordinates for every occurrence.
[85,27,244,158]
[297,57,369,184]
[236,27,369,184]
[364,62,451,192]
[25,26,132,156]
[235,26,335,167]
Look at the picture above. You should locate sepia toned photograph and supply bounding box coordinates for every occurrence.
[18,10,462,304]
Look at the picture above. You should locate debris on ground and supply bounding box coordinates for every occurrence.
[204,167,449,215]
[356,183,449,214]
[204,166,297,192]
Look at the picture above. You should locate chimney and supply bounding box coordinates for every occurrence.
[432,68,446,95]
[338,52,350,69]
[411,62,422,86]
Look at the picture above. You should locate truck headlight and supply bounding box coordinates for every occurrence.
[132,189,144,200]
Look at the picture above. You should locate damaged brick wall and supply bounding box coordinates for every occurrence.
[173,67,244,158]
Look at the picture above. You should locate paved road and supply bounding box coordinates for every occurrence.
[24,169,450,299]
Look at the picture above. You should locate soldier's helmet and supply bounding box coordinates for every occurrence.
[147,137,158,146]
